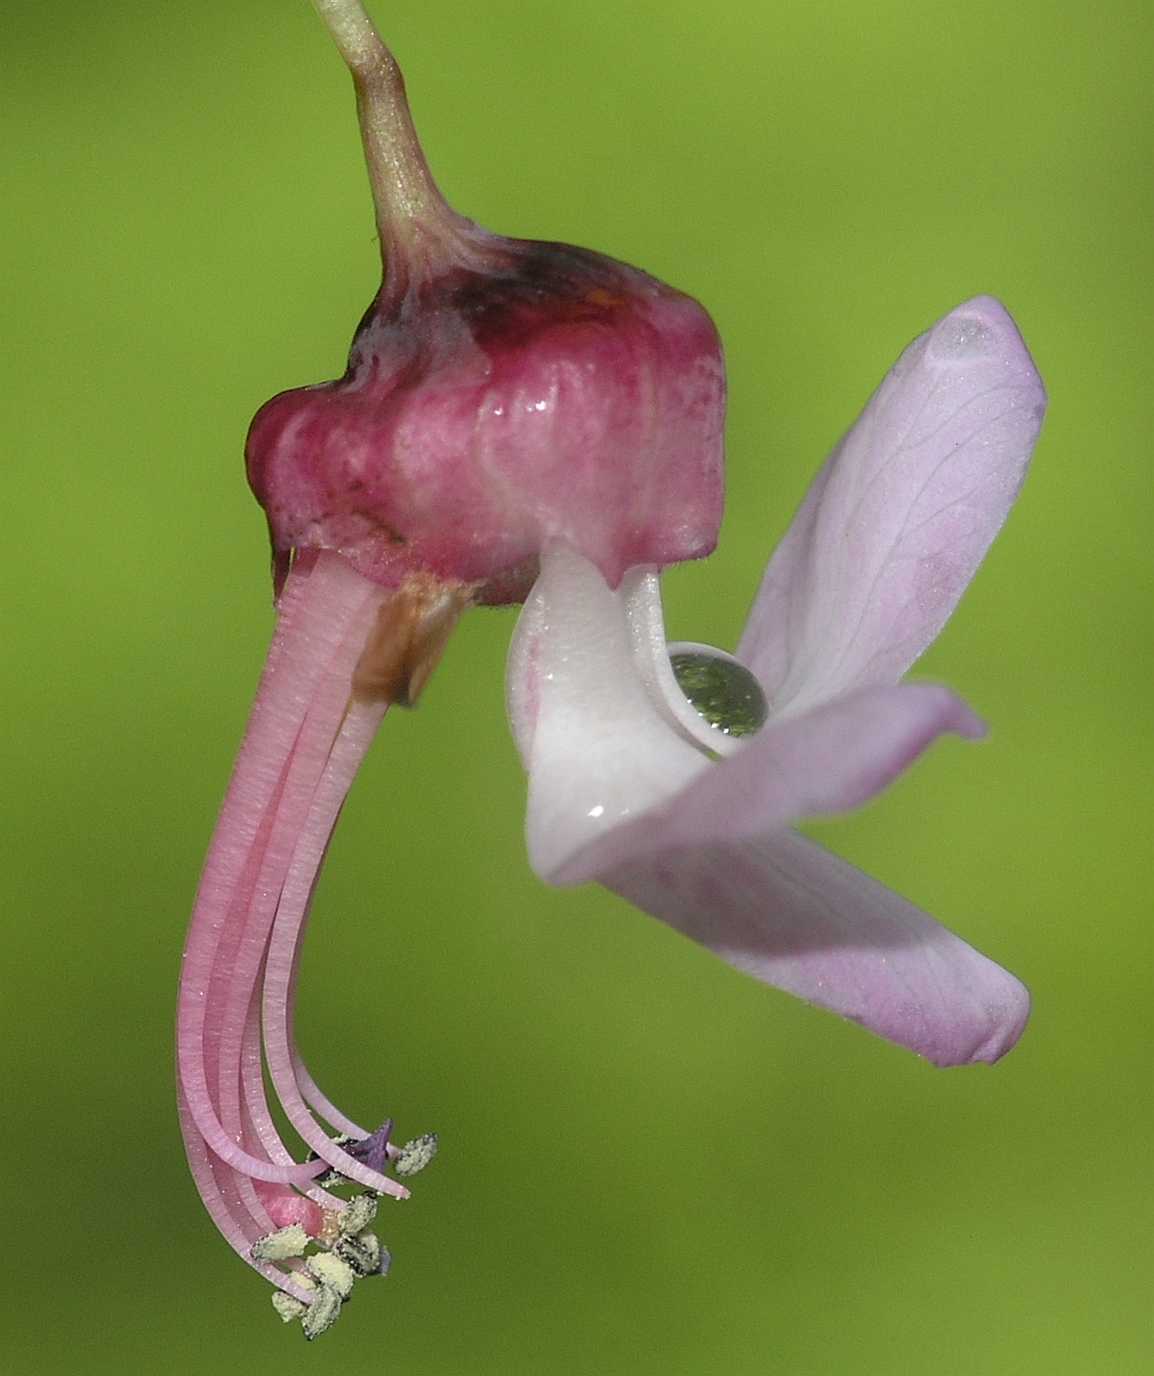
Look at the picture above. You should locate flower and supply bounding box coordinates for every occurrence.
[178,0,1045,1339]
[179,0,724,1337]
[507,294,1046,1067]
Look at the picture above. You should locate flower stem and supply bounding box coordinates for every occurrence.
[309,0,453,276]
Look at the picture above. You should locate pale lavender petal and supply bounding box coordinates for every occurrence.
[545,681,982,885]
[738,296,1046,714]
[604,828,1029,1066]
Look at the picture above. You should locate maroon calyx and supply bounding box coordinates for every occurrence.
[245,16,724,606]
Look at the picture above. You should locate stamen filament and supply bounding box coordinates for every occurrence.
[241,984,346,1213]
[178,553,382,1187]
[291,1046,374,1142]
[209,598,379,1182]
[177,551,442,1311]
[262,692,410,1199]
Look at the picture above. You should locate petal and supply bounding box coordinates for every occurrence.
[557,680,981,884]
[509,547,984,887]
[506,543,712,883]
[738,296,1046,715]
[604,828,1030,1066]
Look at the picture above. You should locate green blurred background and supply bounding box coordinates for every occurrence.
[2,0,1150,1371]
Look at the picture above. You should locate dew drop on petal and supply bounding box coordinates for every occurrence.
[669,651,768,737]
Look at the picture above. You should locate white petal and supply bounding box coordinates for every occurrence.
[622,570,752,759]
[506,544,710,883]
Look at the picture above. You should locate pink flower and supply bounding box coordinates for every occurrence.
[177,0,1046,1339]
[507,294,1046,1067]
[177,0,725,1338]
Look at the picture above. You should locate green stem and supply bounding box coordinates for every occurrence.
[309,0,446,269]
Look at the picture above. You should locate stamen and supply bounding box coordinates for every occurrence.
[178,555,383,1190]
[301,1284,343,1342]
[250,1188,396,1339]
[178,553,451,1329]
[290,1050,371,1141]
[307,1252,357,1299]
[252,1226,313,1263]
[272,1293,308,1324]
[260,692,410,1198]
[394,1132,439,1177]
[337,1194,379,1236]
[335,1231,384,1276]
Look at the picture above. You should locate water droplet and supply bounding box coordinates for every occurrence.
[669,651,767,737]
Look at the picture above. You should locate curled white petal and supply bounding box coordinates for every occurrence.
[621,572,750,758]
[506,544,712,883]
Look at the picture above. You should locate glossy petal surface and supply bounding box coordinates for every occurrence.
[507,544,710,882]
